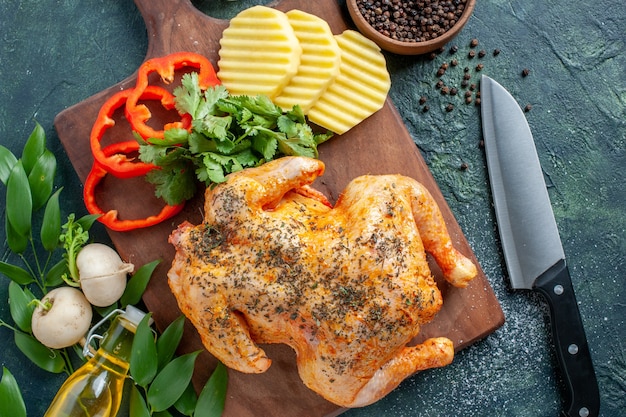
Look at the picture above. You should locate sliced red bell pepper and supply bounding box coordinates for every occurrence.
[125,51,220,139]
[90,85,185,178]
[84,141,185,231]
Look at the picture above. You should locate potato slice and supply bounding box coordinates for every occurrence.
[217,6,302,98]
[307,30,391,135]
[273,10,341,113]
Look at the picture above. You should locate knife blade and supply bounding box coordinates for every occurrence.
[480,75,600,417]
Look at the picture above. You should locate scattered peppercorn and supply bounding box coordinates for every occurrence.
[460,162,469,170]
[522,68,530,77]
[422,37,506,116]
[524,104,532,112]
[479,139,485,148]
[429,52,437,60]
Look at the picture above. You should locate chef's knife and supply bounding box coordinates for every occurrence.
[480,75,600,417]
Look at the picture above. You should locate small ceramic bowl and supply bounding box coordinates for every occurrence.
[347,0,476,55]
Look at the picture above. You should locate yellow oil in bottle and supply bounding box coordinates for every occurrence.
[44,306,145,417]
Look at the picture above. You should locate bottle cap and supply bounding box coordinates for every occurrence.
[122,305,152,326]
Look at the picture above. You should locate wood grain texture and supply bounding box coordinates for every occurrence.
[54,0,505,415]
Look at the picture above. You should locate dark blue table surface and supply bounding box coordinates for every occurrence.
[0,1,624,416]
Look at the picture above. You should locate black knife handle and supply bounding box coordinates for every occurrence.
[534,259,600,417]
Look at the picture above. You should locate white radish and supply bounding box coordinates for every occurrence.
[32,287,93,349]
[76,243,134,307]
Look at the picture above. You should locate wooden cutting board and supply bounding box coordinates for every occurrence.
[54,0,505,416]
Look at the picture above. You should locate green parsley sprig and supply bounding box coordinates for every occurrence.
[137,72,333,206]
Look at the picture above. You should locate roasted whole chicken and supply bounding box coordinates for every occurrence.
[168,156,477,407]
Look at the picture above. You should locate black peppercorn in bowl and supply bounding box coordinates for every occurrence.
[347,0,476,55]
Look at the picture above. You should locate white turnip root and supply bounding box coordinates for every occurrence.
[76,243,134,307]
[32,287,93,349]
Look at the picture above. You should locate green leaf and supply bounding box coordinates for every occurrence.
[0,260,34,285]
[194,362,228,417]
[145,161,197,206]
[21,122,46,175]
[201,85,229,115]
[173,381,197,416]
[252,134,279,160]
[277,135,317,159]
[14,331,66,373]
[233,146,258,166]
[120,259,160,308]
[193,114,233,142]
[130,313,158,388]
[0,367,27,417]
[147,350,201,412]
[8,282,35,332]
[40,188,63,251]
[187,132,218,154]
[197,154,226,184]
[76,213,101,231]
[284,104,306,123]
[94,304,119,320]
[4,212,28,254]
[173,72,203,117]
[314,130,333,145]
[147,127,190,146]
[45,258,68,287]
[129,383,151,417]
[6,160,33,237]
[0,145,18,185]
[28,149,57,211]
[156,315,185,371]
[138,143,166,165]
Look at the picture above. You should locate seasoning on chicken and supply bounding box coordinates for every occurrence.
[167,156,477,407]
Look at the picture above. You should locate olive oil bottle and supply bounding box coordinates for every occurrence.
[44,306,147,417]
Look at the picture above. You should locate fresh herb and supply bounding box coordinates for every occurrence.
[59,213,95,286]
[0,367,26,417]
[0,123,96,379]
[137,72,333,206]
[0,124,226,417]
[129,314,229,416]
